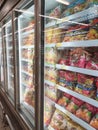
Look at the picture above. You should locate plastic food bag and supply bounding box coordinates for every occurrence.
[95,78,98,100]
[90,112,98,129]
[45,28,54,43]
[66,97,84,114]
[45,84,58,101]
[24,88,35,107]
[57,93,72,107]
[45,48,57,64]
[76,103,97,123]
[49,109,69,130]
[44,99,55,126]
[76,74,95,97]
[67,120,85,130]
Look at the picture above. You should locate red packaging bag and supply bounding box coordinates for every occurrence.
[66,97,84,114]
[64,71,77,82]
[77,74,94,86]
[58,57,70,66]
[86,60,98,70]
[90,112,98,129]
[57,93,72,107]
[96,78,98,100]
[76,103,97,123]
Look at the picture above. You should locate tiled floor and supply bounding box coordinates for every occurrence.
[0,106,11,130]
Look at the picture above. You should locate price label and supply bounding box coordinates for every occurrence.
[56,43,62,47]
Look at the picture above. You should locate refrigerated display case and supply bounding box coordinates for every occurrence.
[43,0,98,130]
[13,0,35,128]
[2,17,15,103]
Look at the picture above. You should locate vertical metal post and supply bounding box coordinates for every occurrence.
[35,0,45,130]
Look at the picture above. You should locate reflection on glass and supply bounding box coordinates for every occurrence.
[18,14,35,106]
[3,19,15,101]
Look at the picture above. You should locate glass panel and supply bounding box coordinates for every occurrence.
[43,0,98,130]
[0,28,4,85]
[14,0,35,128]
[2,17,15,103]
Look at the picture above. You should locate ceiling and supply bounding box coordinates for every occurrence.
[0,0,20,21]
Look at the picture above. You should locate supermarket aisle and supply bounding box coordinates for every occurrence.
[0,106,10,130]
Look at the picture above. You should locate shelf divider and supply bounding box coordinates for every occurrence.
[56,64,98,77]
[57,84,98,107]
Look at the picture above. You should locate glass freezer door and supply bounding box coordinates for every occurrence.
[0,28,4,86]
[2,17,15,103]
[43,0,98,130]
[14,0,35,128]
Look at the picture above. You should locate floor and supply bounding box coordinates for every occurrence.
[0,106,11,130]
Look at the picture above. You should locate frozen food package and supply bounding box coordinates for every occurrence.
[22,33,34,45]
[76,74,96,97]
[61,0,89,17]
[58,70,65,79]
[44,98,55,126]
[76,103,97,123]
[47,5,66,21]
[58,70,70,87]
[45,84,59,101]
[27,62,33,74]
[66,97,84,114]
[52,28,63,43]
[86,27,98,40]
[65,80,76,90]
[64,71,77,82]
[58,57,70,66]
[24,87,35,107]
[90,112,98,129]
[44,67,57,83]
[49,5,62,18]
[77,74,94,86]
[86,60,98,70]
[49,109,69,130]
[63,71,77,90]
[70,52,86,68]
[67,120,85,130]
[57,93,72,108]
[25,76,33,87]
[75,84,83,94]
[58,77,66,87]
[44,67,53,81]
[21,61,33,74]
[27,48,34,59]
[45,28,54,43]
[48,68,57,83]
[95,78,98,100]
[63,24,89,42]
[27,33,34,45]
[45,47,58,64]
